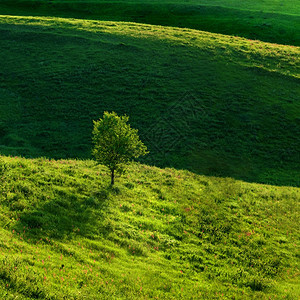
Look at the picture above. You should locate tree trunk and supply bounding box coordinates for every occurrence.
[111,169,115,185]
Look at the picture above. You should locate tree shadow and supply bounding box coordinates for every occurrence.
[13,184,114,243]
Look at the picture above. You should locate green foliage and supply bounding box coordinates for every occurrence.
[0,157,8,176]
[0,156,299,299]
[92,112,148,184]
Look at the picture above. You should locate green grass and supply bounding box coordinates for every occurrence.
[0,155,299,299]
[0,0,299,45]
[0,2,299,299]
[0,15,299,186]
[9,0,298,15]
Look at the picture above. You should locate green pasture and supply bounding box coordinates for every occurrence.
[0,156,299,299]
[0,0,299,45]
[0,15,299,186]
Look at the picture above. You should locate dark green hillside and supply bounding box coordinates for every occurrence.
[0,156,299,299]
[0,15,299,186]
[0,0,299,46]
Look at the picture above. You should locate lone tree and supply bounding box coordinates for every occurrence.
[92,111,148,185]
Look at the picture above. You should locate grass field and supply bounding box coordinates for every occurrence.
[0,155,299,299]
[0,0,299,46]
[0,1,299,298]
[0,15,299,186]
[14,0,299,14]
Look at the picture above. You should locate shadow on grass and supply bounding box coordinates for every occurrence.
[0,17,298,187]
[13,184,117,242]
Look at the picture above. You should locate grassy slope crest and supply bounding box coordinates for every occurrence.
[0,15,299,186]
[0,155,299,299]
[0,0,299,46]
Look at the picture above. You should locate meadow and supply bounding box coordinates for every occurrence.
[0,0,299,298]
[0,0,299,46]
[0,15,299,186]
[0,155,299,299]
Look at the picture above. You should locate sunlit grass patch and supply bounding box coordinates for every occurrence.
[0,155,299,298]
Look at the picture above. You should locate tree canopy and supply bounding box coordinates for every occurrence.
[92,111,148,184]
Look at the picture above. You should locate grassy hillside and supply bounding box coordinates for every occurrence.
[0,15,299,186]
[0,0,299,46]
[0,155,299,299]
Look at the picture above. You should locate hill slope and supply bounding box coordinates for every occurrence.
[0,15,299,186]
[0,155,299,299]
[0,0,299,46]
